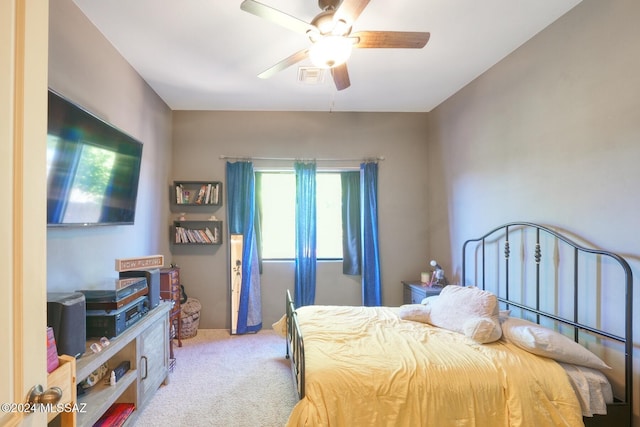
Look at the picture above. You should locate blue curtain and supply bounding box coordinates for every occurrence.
[226,161,262,333]
[294,162,317,307]
[341,171,361,275]
[361,162,381,306]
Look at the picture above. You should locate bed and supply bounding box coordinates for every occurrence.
[279,222,633,427]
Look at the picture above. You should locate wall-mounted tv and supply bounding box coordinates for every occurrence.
[47,90,143,227]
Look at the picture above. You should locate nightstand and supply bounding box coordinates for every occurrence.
[402,281,443,304]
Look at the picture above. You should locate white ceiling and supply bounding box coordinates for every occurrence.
[73,0,582,112]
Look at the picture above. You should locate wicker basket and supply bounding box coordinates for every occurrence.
[180,298,201,339]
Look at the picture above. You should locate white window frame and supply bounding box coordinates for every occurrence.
[257,168,355,261]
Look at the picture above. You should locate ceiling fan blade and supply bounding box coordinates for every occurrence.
[333,0,371,27]
[240,0,316,35]
[351,31,430,49]
[257,49,310,79]
[331,63,351,91]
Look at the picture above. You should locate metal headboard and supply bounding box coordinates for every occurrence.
[461,222,632,420]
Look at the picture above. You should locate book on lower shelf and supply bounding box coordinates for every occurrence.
[174,223,221,244]
[93,402,135,427]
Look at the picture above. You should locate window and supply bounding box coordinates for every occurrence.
[258,172,343,259]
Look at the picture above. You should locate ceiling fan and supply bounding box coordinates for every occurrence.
[240,0,430,90]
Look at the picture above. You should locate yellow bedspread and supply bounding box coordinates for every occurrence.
[286,305,583,427]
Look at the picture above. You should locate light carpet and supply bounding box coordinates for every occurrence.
[132,329,298,427]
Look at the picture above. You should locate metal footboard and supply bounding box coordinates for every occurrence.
[285,289,305,399]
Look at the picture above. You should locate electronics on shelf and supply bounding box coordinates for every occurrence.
[119,268,160,309]
[85,295,148,338]
[47,292,87,358]
[79,277,149,311]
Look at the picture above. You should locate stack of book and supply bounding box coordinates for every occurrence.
[175,226,218,244]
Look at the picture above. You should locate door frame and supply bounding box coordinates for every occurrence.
[0,1,49,426]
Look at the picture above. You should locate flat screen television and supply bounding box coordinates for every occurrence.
[47,90,143,227]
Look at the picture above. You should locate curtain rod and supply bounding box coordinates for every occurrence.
[219,155,385,162]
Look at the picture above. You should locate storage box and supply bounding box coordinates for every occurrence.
[180,298,201,339]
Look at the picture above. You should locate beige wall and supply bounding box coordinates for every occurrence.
[171,111,432,328]
[427,0,640,423]
[47,0,173,292]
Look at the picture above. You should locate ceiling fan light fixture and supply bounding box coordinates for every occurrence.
[332,19,351,36]
[312,9,336,34]
[239,0,431,91]
[309,35,353,68]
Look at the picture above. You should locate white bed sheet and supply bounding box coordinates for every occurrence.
[561,362,613,417]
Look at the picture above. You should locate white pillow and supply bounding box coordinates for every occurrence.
[421,295,439,305]
[398,304,431,323]
[499,309,511,318]
[500,316,611,370]
[463,316,503,343]
[427,285,502,343]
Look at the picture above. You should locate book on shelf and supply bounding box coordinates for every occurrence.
[203,183,220,205]
[175,184,183,204]
[175,226,189,243]
[212,183,219,205]
[93,403,135,427]
[47,327,59,373]
[189,229,201,243]
[204,227,216,244]
[197,229,211,243]
[205,184,212,204]
[179,227,192,243]
[182,228,193,243]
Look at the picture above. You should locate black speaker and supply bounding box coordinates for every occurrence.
[47,292,86,358]
[119,268,160,309]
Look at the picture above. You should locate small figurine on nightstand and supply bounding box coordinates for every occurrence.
[429,260,449,287]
